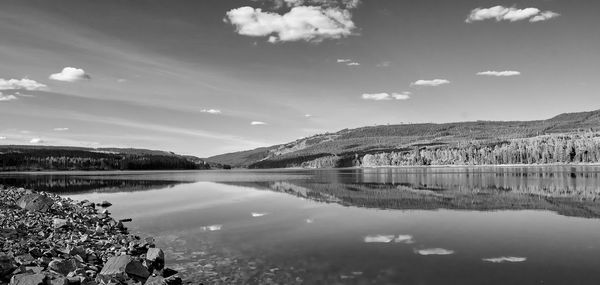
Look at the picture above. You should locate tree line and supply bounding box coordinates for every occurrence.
[362,133,600,167]
[0,149,210,171]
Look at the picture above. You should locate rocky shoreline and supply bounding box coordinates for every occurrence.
[0,185,185,285]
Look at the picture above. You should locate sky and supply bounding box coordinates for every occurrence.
[0,0,599,157]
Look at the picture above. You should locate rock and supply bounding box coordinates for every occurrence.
[145,248,165,271]
[49,277,68,285]
[0,254,17,278]
[125,260,150,280]
[23,267,43,274]
[48,259,78,276]
[163,276,182,285]
[53,218,69,229]
[16,194,54,212]
[97,201,112,208]
[160,268,178,278]
[144,276,164,285]
[14,254,35,266]
[97,255,149,282]
[9,273,46,285]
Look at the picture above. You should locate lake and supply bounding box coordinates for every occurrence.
[2,166,600,284]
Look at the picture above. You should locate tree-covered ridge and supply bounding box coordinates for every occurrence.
[207,109,600,168]
[362,133,600,167]
[0,146,210,171]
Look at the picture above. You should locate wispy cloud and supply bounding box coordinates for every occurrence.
[0,78,46,91]
[200,224,222,231]
[530,11,560,22]
[53,127,69,131]
[0,93,18,102]
[346,62,360,66]
[411,79,450,87]
[251,121,267,125]
[415,248,455,255]
[482,256,527,263]
[362,92,411,101]
[251,212,269,217]
[49,67,91,82]
[0,136,6,140]
[394,235,415,244]
[466,6,559,23]
[376,61,391,68]
[337,59,351,63]
[304,114,313,118]
[225,6,356,43]
[364,235,395,243]
[201,109,222,114]
[477,70,521,77]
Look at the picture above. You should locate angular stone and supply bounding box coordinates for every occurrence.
[14,254,35,266]
[16,194,54,212]
[145,248,165,270]
[53,218,69,229]
[48,258,78,276]
[9,273,46,285]
[144,276,164,285]
[97,255,148,282]
[0,254,17,277]
[49,277,68,285]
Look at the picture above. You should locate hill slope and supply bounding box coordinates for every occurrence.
[207,109,600,168]
[0,146,210,171]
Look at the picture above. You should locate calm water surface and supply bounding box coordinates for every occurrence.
[2,166,600,284]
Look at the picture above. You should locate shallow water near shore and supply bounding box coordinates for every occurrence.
[2,166,600,284]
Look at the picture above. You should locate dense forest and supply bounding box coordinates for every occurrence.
[361,133,600,167]
[209,109,600,168]
[0,146,210,171]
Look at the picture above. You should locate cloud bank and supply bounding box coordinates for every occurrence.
[225,6,356,43]
[49,67,91,82]
[0,78,46,91]
[477,70,521,77]
[411,79,450,87]
[466,6,560,23]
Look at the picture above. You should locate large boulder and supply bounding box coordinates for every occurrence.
[97,255,149,282]
[48,258,78,275]
[145,248,165,271]
[9,273,46,285]
[0,254,16,278]
[16,194,54,212]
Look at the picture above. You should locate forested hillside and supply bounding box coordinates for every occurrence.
[0,146,210,171]
[207,109,600,168]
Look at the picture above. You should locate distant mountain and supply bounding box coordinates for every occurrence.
[0,145,210,171]
[207,109,600,168]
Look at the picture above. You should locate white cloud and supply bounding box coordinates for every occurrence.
[251,121,267,125]
[0,136,6,140]
[0,78,46,91]
[30,138,44,144]
[225,6,356,43]
[200,224,222,231]
[364,235,395,243]
[255,0,361,9]
[530,11,560,22]
[411,79,450,87]
[477,70,521,77]
[482,256,527,263]
[0,93,18,102]
[201,109,222,114]
[415,248,455,255]
[304,114,313,118]
[394,235,415,244]
[362,92,411,101]
[346,62,360,66]
[251,212,269,217]
[466,6,559,23]
[53,128,69,131]
[49,67,91,82]
[337,59,351,63]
